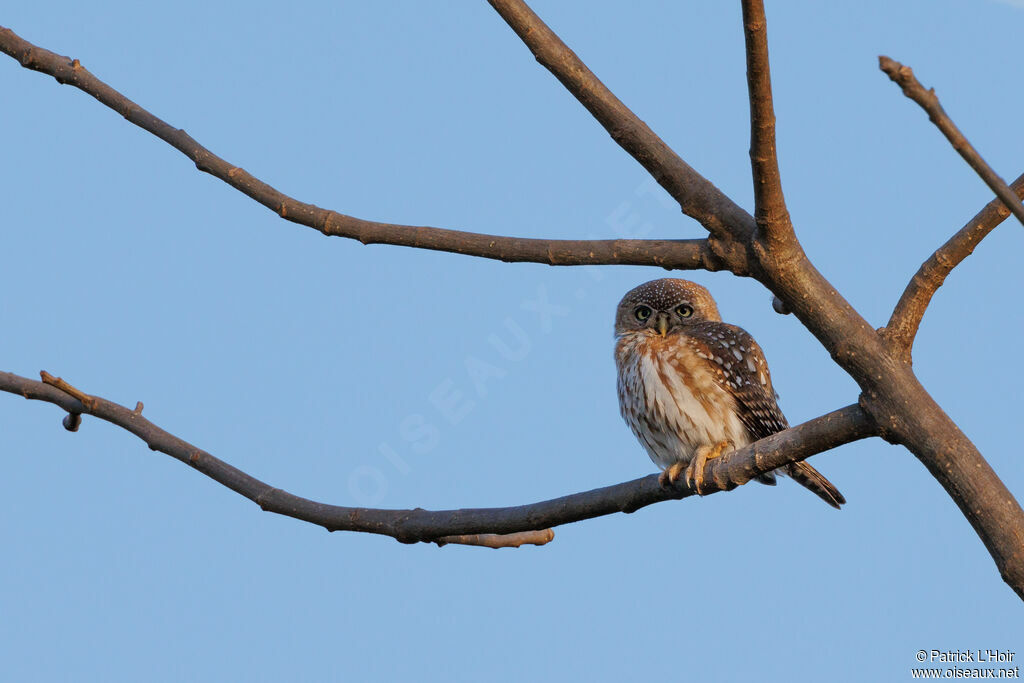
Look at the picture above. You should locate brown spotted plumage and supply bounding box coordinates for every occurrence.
[614,278,844,508]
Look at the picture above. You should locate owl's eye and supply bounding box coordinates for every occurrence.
[634,305,652,321]
[675,304,694,318]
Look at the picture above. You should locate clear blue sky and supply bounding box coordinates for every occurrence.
[2,1,1021,681]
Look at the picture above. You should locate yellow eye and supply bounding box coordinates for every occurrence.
[675,304,693,318]
[634,306,652,321]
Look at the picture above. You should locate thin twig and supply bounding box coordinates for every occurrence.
[885,172,1024,362]
[0,370,875,543]
[40,371,97,411]
[879,56,1024,228]
[741,0,793,246]
[0,26,721,273]
[435,529,555,549]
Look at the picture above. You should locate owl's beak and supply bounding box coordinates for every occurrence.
[656,312,669,337]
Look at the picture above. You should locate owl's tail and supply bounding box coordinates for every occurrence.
[784,461,846,509]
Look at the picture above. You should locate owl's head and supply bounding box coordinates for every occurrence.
[614,278,722,337]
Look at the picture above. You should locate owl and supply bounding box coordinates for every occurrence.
[614,278,844,508]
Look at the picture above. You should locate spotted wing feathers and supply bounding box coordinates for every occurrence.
[686,321,845,508]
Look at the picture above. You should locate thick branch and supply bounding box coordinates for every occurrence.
[486,0,755,254]
[0,26,720,273]
[741,0,793,246]
[880,56,1024,228]
[885,172,1024,362]
[0,370,874,542]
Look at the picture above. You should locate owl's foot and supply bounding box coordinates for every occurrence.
[684,440,730,495]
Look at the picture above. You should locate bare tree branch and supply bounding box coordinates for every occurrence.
[885,172,1024,362]
[741,0,794,247]
[3,7,1024,596]
[879,56,1024,228]
[0,26,724,273]
[0,370,874,543]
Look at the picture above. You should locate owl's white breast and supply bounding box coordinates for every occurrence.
[617,334,750,470]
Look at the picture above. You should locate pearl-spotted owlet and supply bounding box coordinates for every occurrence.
[614,278,844,508]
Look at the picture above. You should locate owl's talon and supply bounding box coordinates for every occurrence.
[659,461,686,488]
[683,455,705,494]
[684,441,730,495]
